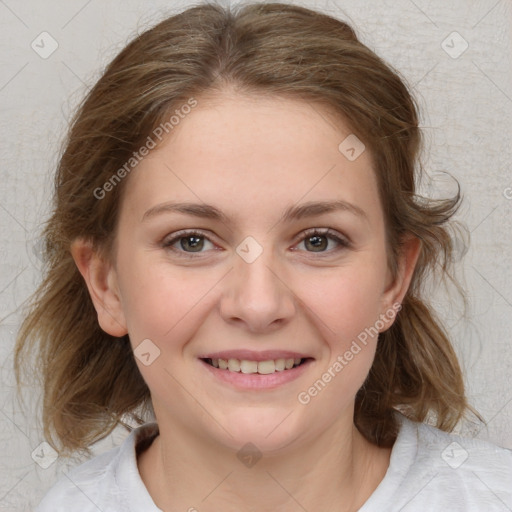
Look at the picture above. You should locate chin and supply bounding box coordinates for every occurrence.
[210,408,303,455]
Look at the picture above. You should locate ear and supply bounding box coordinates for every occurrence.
[379,235,421,332]
[70,238,128,337]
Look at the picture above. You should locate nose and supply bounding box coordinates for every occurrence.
[219,243,296,333]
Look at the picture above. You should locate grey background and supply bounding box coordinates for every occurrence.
[0,0,511,509]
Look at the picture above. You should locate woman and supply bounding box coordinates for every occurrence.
[15,2,512,511]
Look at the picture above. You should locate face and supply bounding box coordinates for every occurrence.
[86,92,411,453]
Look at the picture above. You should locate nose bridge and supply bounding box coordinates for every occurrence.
[220,236,295,331]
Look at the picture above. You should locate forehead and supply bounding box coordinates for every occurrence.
[120,92,381,227]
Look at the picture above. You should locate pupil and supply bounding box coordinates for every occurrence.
[182,236,203,252]
[307,235,327,251]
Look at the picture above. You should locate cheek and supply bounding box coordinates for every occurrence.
[116,259,224,399]
[116,250,222,345]
[292,265,385,416]
[292,260,387,345]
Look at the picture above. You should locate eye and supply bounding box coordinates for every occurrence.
[162,230,217,256]
[162,227,351,258]
[293,228,350,254]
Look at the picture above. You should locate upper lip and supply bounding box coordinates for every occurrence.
[198,350,313,362]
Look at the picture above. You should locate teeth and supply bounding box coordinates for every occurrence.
[275,358,286,371]
[208,357,304,374]
[240,360,258,373]
[228,358,240,372]
[257,360,276,375]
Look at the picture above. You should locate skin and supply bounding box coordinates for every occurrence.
[72,90,420,512]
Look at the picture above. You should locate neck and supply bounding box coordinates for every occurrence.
[138,409,392,512]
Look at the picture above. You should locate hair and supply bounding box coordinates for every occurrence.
[15,1,480,455]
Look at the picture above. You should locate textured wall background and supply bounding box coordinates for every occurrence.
[0,0,510,510]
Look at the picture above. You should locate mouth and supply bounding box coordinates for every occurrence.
[201,356,313,375]
[198,351,314,390]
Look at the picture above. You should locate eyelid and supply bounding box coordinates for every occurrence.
[162,227,351,257]
[162,228,349,247]
[291,227,351,254]
[162,228,214,245]
[294,227,350,245]
[161,228,219,257]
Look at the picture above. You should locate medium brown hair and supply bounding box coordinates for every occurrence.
[15,1,478,454]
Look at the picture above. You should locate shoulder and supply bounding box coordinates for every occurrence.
[370,414,512,511]
[412,416,512,481]
[35,423,159,512]
[35,449,121,512]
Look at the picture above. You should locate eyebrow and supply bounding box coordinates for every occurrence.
[142,202,230,223]
[142,199,368,224]
[281,200,368,223]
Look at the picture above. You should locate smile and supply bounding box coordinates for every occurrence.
[199,357,314,390]
[203,357,308,374]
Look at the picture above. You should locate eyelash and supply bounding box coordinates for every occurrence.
[162,228,351,258]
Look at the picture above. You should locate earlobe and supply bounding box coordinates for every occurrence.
[379,235,421,331]
[70,238,128,337]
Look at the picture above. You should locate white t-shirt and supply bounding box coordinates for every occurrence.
[35,414,512,511]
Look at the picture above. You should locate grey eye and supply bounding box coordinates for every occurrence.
[179,235,205,252]
[304,234,329,252]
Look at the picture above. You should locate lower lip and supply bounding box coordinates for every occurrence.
[199,358,314,390]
